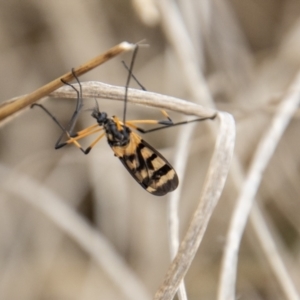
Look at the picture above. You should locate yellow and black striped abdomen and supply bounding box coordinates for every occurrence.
[111,131,178,196]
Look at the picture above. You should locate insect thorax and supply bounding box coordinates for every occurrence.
[104,118,131,147]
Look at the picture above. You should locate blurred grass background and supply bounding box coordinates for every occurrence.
[0,1,300,299]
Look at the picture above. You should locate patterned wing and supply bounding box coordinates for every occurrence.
[111,132,178,196]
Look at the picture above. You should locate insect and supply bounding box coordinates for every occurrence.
[31,45,216,196]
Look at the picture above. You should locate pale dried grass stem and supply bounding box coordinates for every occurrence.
[49,82,216,118]
[1,167,151,300]
[151,2,216,298]
[154,112,235,300]
[218,71,300,300]
[251,203,300,300]
[155,0,213,107]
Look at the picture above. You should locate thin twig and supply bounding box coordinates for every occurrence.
[0,42,135,124]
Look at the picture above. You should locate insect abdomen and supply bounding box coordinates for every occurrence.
[113,133,179,196]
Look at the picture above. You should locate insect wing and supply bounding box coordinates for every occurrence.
[114,132,179,196]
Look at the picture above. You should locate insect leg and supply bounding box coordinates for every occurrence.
[60,68,84,135]
[31,103,68,133]
[31,103,73,149]
[57,123,105,154]
[57,125,104,148]
[54,68,84,146]
[31,101,104,152]
[122,60,173,124]
[59,128,105,154]
[84,132,107,154]
[31,69,85,149]
[126,114,217,134]
[70,123,99,137]
[65,131,106,154]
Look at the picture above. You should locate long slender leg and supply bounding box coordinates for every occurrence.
[31,69,85,149]
[122,58,217,133]
[30,102,83,149]
[57,127,104,148]
[54,69,83,145]
[31,102,104,151]
[70,123,99,137]
[61,68,84,134]
[84,132,106,154]
[55,121,105,154]
[126,119,172,126]
[125,114,217,134]
[124,115,173,126]
[31,103,68,133]
[67,132,106,154]
[122,60,173,124]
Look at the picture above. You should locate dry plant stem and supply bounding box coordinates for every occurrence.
[177,0,205,67]
[157,0,212,300]
[131,0,160,26]
[0,41,135,123]
[154,112,235,300]
[49,82,217,118]
[251,203,300,300]
[218,71,300,300]
[155,0,214,107]
[155,0,213,300]
[1,167,151,300]
[0,211,38,297]
[167,123,197,300]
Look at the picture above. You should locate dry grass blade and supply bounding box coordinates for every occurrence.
[155,0,213,107]
[1,167,151,300]
[0,42,135,125]
[166,123,197,300]
[49,82,217,117]
[152,2,217,299]
[154,112,235,300]
[250,204,300,300]
[218,71,300,300]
